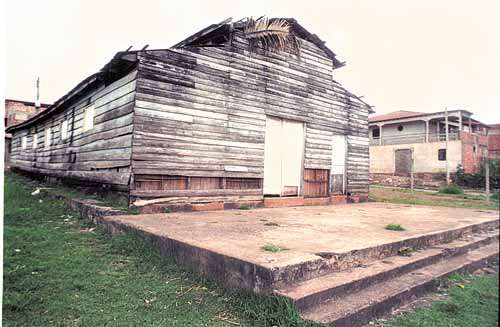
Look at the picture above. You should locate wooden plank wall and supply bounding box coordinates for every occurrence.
[130,30,370,201]
[9,70,138,188]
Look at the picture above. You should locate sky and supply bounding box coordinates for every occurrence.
[3,0,500,123]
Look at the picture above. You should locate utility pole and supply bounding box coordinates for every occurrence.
[445,107,450,185]
[35,77,41,109]
[410,148,414,192]
[485,135,490,203]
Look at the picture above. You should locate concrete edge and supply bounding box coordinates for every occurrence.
[270,219,500,288]
[98,217,275,292]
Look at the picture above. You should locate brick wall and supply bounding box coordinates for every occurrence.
[4,99,49,127]
[488,125,500,160]
[460,131,488,174]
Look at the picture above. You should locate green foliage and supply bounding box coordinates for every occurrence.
[261,244,289,253]
[385,224,406,231]
[455,160,500,190]
[126,207,141,215]
[439,184,464,195]
[385,274,499,327]
[239,204,251,210]
[162,207,172,214]
[397,247,415,256]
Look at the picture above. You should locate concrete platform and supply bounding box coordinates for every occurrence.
[101,203,499,292]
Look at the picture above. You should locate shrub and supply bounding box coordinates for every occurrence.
[455,160,500,190]
[439,184,464,195]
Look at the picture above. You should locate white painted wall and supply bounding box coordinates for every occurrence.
[369,140,462,173]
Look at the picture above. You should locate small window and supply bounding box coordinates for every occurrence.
[83,105,95,132]
[438,149,446,161]
[472,145,477,153]
[33,134,38,149]
[61,120,68,140]
[372,127,380,138]
[397,125,404,131]
[45,127,52,149]
[21,136,27,150]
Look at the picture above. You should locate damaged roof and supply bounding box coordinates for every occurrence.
[6,51,138,133]
[173,17,345,69]
[7,17,361,132]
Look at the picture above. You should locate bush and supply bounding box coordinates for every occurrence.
[439,184,464,195]
[455,160,500,190]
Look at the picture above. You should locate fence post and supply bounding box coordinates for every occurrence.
[485,149,490,203]
[445,108,450,185]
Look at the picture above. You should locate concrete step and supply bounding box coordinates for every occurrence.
[270,219,499,290]
[275,230,499,311]
[298,241,499,327]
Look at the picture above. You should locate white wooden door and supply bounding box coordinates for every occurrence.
[264,117,282,195]
[264,117,304,196]
[331,135,347,194]
[281,120,304,195]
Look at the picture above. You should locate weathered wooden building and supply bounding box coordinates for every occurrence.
[7,17,372,211]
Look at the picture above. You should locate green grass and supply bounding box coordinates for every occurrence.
[384,274,499,327]
[261,244,289,253]
[438,184,464,195]
[4,173,498,326]
[369,186,499,211]
[3,173,315,327]
[385,224,406,231]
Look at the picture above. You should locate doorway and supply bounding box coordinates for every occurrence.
[331,135,347,194]
[263,116,304,196]
[395,148,412,176]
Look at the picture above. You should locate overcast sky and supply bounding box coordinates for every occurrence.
[4,0,500,123]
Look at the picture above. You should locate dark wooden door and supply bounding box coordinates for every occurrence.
[394,149,412,176]
[303,169,329,197]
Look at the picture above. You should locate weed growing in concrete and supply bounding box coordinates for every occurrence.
[163,207,172,213]
[261,244,289,253]
[386,223,406,231]
[397,246,415,256]
[239,204,251,210]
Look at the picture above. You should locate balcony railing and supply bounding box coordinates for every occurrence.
[370,132,460,146]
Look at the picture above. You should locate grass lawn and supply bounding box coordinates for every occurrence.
[3,173,499,326]
[369,186,500,211]
[3,173,314,327]
[383,274,499,327]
